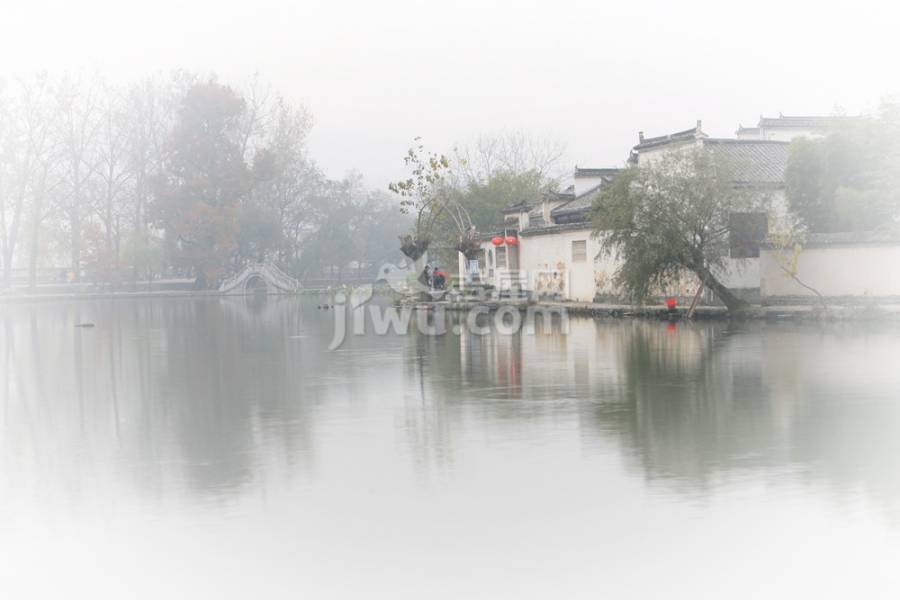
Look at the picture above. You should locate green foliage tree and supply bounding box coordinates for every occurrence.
[785,104,900,233]
[236,203,282,262]
[121,233,164,290]
[151,81,249,288]
[389,135,561,276]
[300,175,409,281]
[459,168,547,231]
[592,148,768,313]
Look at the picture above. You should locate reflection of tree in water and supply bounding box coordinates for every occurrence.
[151,297,325,495]
[4,301,900,514]
[582,321,782,491]
[0,297,325,505]
[402,310,573,478]
[397,319,463,479]
[580,320,900,508]
[410,314,900,511]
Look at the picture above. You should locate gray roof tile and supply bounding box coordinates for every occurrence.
[704,139,789,185]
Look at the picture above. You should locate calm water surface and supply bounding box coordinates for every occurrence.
[2,297,900,599]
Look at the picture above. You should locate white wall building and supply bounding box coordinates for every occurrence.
[472,114,859,304]
[735,114,861,142]
[760,233,900,303]
[473,169,621,302]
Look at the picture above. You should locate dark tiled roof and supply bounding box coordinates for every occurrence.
[802,231,900,247]
[704,139,789,185]
[519,221,593,237]
[527,206,546,227]
[501,200,531,214]
[551,183,606,218]
[634,123,705,151]
[574,167,622,178]
[757,115,861,129]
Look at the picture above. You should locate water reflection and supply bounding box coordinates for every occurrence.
[417,317,900,512]
[2,298,900,517]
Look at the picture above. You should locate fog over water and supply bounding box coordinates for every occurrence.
[3,0,898,185]
[3,3,900,597]
[2,297,899,598]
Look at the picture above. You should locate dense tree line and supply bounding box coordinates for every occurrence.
[0,72,407,290]
[785,103,900,233]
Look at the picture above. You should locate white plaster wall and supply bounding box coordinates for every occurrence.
[761,244,900,299]
[636,140,700,166]
[573,175,604,197]
[479,227,776,302]
[518,228,605,302]
[760,128,822,142]
[719,257,760,289]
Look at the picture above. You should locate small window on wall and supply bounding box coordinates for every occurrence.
[496,246,507,268]
[572,240,587,262]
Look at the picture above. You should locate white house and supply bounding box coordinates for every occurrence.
[736,114,861,142]
[471,168,621,302]
[470,114,860,304]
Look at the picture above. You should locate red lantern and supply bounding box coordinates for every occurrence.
[666,297,678,311]
[505,236,518,246]
[491,236,504,246]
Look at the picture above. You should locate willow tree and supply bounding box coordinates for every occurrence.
[592,148,768,313]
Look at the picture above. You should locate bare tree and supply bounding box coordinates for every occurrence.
[0,74,55,288]
[95,82,133,266]
[455,130,567,185]
[55,74,102,280]
[26,127,64,290]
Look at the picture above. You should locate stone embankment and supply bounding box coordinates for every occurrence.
[420,298,900,322]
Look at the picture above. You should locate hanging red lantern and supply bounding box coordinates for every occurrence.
[505,236,518,246]
[666,297,678,311]
[491,236,504,246]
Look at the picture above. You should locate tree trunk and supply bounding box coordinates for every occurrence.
[414,251,430,301]
[71,201,81,281]
[28,199,41,292]
[691,263,747,313]
[2,188,26,289]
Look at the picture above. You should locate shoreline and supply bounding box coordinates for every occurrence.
[0,289,299,304]
[4,288,900,322]
[420,298,900,322]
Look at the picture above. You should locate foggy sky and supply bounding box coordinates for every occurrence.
[3,0,898,188]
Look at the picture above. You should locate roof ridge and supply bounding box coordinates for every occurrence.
[705,138,790,145]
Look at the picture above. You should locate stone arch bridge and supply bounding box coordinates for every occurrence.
[219,262,301,295]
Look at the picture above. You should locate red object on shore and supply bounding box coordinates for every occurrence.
[505,236,518,246]
[491,236,504,246]
[666,297,678,310]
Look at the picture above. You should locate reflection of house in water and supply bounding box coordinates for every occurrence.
[443,317,900,507]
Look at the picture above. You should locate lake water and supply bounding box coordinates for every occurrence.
[2,297,900,599]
